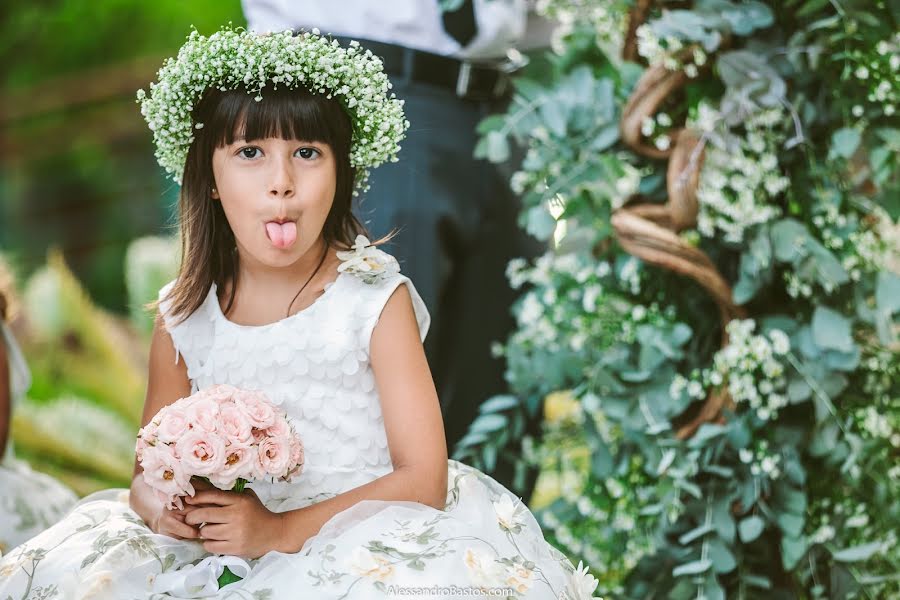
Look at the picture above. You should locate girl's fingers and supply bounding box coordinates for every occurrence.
[162,519,200,539]
[184,507,229,526]
[201,540,231,555]
[186,490,237,506]
[196,523,227,541]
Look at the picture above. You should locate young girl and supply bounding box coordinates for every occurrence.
[0,258,78,555]
[0,28,596,599]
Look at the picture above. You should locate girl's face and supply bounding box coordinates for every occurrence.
[211,136,337,267]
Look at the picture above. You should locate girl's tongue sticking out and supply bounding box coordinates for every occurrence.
[265,221,297,249]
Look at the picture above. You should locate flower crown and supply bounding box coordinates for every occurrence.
[136,26,410,195]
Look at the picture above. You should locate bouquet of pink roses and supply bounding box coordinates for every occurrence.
[136,384,304,509]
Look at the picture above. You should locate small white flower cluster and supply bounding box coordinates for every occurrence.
[136,26,409,195]
[537,0,631,60]
[692,104,789,243]
[850,32,899,117]
[809,498,898,563]
[812,203,898,285]
[738,439,783,480]
[670,320,791,422]
[636,26,708,78]
[641,111,676,152]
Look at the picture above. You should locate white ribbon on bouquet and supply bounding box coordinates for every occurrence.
[151,555,252,597]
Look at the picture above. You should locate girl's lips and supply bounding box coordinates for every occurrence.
[264,221,297,249]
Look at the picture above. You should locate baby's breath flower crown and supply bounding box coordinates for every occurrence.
[136,26,409,195]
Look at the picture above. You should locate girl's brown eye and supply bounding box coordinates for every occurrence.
[296,148,320,160]
[240,147,261,159]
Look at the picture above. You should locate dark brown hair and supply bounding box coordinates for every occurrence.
[161,85,381,325]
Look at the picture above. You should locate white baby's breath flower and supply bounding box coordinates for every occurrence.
[137,26,409,195]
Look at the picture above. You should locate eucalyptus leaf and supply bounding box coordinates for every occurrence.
[708,537,737,573]
[470,413,507,434]
[738,515,765,542]
[829,128,862,160]
[875,271,900,314]
[478,395,520,414]
[484,130,510,163]
[524,204,558,241]
[781,535,807,570]
[771,219,809,262]
[678,523,715,545]
[713,499,736,543]
[672,558,713,577]
[832,541,883,562]
[811,306,854,353]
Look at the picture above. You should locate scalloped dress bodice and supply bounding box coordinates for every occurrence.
[157,265,430,512]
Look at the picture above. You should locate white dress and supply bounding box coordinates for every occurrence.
[0,323,78,556]
[0,259,588,599]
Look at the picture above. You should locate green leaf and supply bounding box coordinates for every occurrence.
[811,306,854,353]
[876,271,900,314]
[470,413,507,434]
[771,219,809,262]
[218,566,243,588]
[679,523,715,545]
[708,537,737,573]
[672,559,712,577]
[742,573,772,589]
[590,437,614,479]
[589,125,620,151]
[829,128,862,160]
[713,499,736,543]
[777,512,805,538]
[832,541,883,562]
[478,395,520,414]
[797,0,831,17]
[738,515,765,542]
[539,100,567,137]
[688,423,729,448]
[524,204,557,241]
[781,535,807,570]
[476,114,506,135]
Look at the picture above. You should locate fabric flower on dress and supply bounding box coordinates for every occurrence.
[560,561,600,600]
[348,546,395,583]
[493,494,525,533]
[336,235,401,284]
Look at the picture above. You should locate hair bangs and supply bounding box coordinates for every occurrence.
[207,87,350,152]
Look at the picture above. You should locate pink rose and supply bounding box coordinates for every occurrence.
[138,420,159,443]
[208,443,257,489]
[186,396,220,433]
[175,430,226,476]
[204,384,239,403]
[140,444,193,509]
[285,438,305,481]
[257,436,292,478]
[156,405,191,443]
[219,403,254,446]
[135,421,159,461]
[235,391,276,429]
[263,417,291,439]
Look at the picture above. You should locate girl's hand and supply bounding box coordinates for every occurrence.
[151,505,201,540]
[183,488,285,559]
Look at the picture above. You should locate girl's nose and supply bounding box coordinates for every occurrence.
[268,156,295,198]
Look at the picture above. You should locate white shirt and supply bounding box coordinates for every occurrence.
[241,0,556,60]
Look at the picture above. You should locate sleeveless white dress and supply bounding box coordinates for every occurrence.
[0,322,78,557]
[0,259,591,599]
